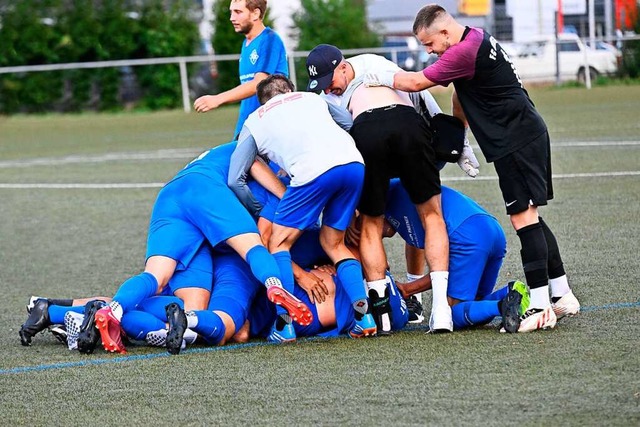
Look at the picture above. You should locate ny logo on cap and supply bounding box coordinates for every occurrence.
[308,65,318,76]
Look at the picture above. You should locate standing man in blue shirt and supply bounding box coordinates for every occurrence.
[194,0,288,138]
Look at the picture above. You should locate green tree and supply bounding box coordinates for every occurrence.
[136,0,200,110]
[292,0,380,88]
[0,0,65,113]
[621,14,640,78]
[211,0,243,93]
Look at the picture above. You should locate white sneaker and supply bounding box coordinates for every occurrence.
[552,291,580,319]
[64,311,84,351]
[501,306,557,333]
[428,304,453,333]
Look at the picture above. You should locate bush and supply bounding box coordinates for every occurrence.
[0,0,200,114]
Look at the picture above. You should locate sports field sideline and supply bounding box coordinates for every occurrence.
[0,84,639,425]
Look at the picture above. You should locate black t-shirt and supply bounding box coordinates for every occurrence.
[423,27,547,162]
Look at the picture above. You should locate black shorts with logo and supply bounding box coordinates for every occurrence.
[494,131,554,215]
[349,105,441,216]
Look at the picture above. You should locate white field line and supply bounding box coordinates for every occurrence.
[1,140,639,169]
[1,171,639,189]
[0,148,201,168]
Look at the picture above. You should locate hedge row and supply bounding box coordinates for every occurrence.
[0,0,200,113]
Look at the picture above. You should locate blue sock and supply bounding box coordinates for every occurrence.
[451,300,500,329]
[272,250,295,291]
[137,296,183,321]
[246,245,282,285]
[192,310,225,345]
[271,251,294,318]
[336,259,367,304]
[121,310,166,340]
[112,272,159,313]
[48,304,84,324]
[483,285,509,301]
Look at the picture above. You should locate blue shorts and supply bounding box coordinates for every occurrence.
[167,243,214,294]
[207,251,263,331]
[447,215,507,301]
[290,227,330,269]
[274,162,364,231]
[146,173,259,270]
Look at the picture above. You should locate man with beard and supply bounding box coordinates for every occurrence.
[194,0,288,138]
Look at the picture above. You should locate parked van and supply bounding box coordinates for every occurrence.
[504,33,618,83]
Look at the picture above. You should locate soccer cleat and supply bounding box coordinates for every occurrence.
[267,321,296,343]
[552,291,580,319]
[369,288,393,335]
[94,303,127,354]
[349,313,377,338]
[428,304,453,333]
[77,300,107,354]
[509,280,531,316]
[50,325,68,345]
[26,296,46,314]
[64,311,84,350]
[501,306,557,333]
[266,285,313,326]
[405,296,425,324]
[19,298,51,346]
[499,287,524,334]
[165,303,187,355]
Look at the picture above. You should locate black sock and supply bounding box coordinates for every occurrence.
[49,298,73,307]
[538,216,566,280]
[517,222,549,290]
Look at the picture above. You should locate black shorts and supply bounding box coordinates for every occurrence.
[349,105,441,216]
[494,131,554,215]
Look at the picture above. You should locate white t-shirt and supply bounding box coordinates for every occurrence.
[244,92,363,187]
[322,54,443,117]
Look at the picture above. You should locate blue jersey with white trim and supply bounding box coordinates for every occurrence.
[236,27,288,137]
[170,142,237,184]
[384,179,493,248]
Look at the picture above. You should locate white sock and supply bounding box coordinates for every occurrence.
[550,275,571,298]
[108,301,123,322]
[184,328,198,344]
[406,273,424,304]
[429,271,449,308]
[530,285,551,309]
[186,311,198,328]
[367,278,388,297]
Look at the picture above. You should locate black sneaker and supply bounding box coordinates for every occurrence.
[77,300,107,354]
[405,296,425,324]
[368,288,393,336]
[499,288,523,334]
[165,303,187,355]
[19,298,51,346]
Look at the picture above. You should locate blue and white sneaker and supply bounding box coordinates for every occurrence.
[267,321,296,343]
[349,313,377,338]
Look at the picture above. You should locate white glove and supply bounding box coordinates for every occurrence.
[457,133,480,178]
[363,70,396,88]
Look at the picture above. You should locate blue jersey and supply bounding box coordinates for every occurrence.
[171,141,237,184]
[248,271,408,339]
[147,141,258,266]
[235,27,288,137]
[384,179,493,248]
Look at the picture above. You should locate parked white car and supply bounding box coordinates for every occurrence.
[503,33,619,83]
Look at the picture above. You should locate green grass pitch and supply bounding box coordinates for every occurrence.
[0,84,639,425]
